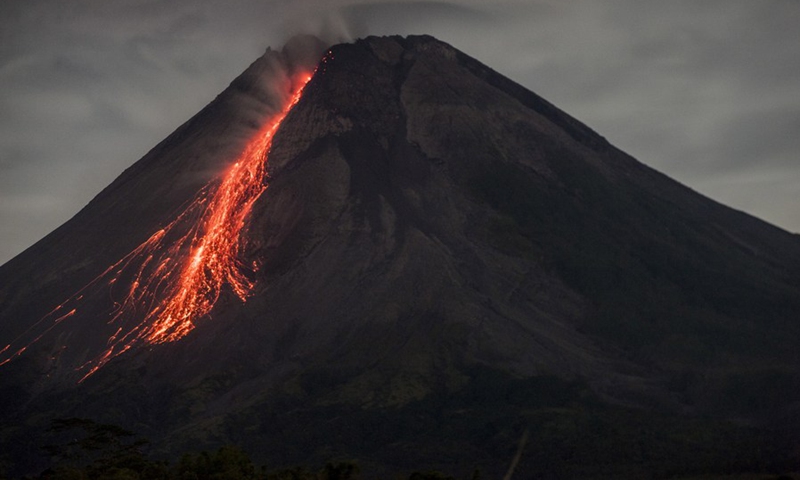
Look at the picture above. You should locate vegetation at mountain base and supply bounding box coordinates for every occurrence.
[216,369,799,479]
[5,372,797,480]
[15,414,799,480]
[22,418,461,480]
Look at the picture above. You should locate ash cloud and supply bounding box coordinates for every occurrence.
[278,7,361,46]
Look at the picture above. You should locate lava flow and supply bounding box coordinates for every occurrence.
[0,72,313,381]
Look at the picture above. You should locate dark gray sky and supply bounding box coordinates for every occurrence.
[2,0,799,264]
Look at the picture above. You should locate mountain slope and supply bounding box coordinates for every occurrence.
[1,35,799,477]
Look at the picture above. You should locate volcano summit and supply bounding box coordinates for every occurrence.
[1,35,799,478]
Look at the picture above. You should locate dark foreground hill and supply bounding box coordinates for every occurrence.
[1,35,799,478]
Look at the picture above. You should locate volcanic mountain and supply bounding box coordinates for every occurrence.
[2,35,800,478]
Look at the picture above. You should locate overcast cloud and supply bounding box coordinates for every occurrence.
[1,0,799,264]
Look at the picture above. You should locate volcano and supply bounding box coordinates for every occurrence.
[2,35,800,478]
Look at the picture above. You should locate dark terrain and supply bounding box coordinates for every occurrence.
[1,35,799,478]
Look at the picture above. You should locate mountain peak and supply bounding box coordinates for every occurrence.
[2,34,799,477]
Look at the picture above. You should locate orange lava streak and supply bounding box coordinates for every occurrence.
[140,125,271,345]
[0,73,313,380]
[86,74,312,377]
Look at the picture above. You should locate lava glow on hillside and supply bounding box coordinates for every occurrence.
[0,73,313,381]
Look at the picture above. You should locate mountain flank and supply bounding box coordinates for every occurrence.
[1,35,799,478]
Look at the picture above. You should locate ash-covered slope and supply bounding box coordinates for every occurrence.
[2,35,800,477]
[243,33,800,414]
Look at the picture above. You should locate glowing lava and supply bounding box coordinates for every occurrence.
[0,73,313,380]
